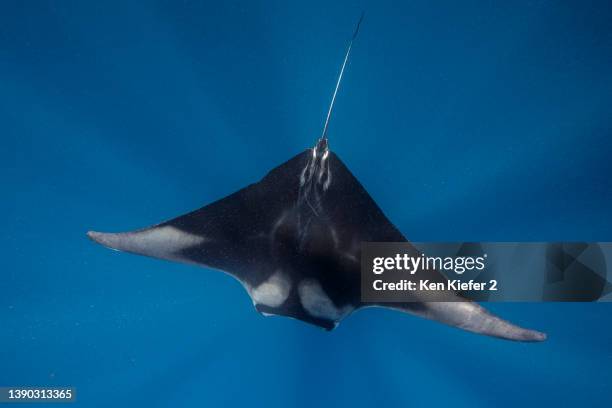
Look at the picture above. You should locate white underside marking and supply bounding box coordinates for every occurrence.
[89,225,206,256]
[249,271,291,307]
[298,279,352,321]
[128,225,206,254]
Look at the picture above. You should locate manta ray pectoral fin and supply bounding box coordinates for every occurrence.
[87,225,207,264]
[384,302,546,342]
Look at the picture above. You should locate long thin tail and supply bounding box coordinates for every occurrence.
[320,12,364,141]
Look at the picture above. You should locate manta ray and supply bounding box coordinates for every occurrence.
[88,15,546,342]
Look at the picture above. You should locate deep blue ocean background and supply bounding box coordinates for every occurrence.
[2,1,612,406]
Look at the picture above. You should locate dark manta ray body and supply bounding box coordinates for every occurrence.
[88,16,546,342]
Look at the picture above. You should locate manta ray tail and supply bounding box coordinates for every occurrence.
[320,12,364,141]
[391,302,546,342]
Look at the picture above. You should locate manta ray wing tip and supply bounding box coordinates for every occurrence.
[87,230,121,251]
[495,324,547,342]
[86,230,101,242]
[525,329,547,342]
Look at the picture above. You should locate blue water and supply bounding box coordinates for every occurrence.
[2,1,612,406]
